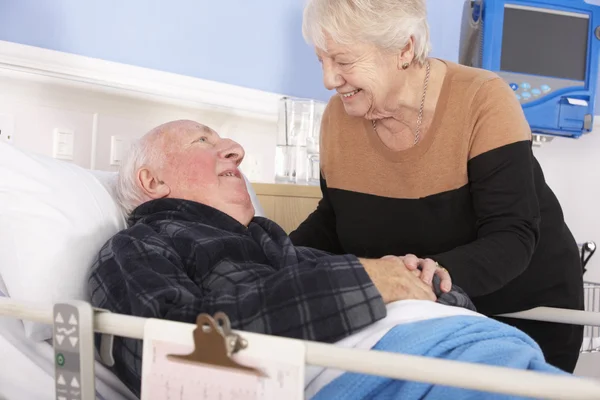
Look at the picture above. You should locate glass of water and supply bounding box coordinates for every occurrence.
[275,97,325,184]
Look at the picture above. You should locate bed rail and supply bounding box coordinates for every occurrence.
[499,306,600,326]
[3,297,600,400]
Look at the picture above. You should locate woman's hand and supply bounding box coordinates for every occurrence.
[360,257,437,303]
[401,254,452,293]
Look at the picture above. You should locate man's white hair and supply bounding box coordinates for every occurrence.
[115,133,163,215]
[302,0,431,65]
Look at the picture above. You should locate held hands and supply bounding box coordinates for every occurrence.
[359,256,436,304]
[400,254,452,293]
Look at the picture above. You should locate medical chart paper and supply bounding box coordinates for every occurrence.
[140,318,305,400]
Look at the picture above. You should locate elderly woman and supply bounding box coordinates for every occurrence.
[290,0,584,373]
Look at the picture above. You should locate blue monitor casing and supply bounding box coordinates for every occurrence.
[459,0,600,138]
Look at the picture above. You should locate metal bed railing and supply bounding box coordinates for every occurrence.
[3,297,600,400]
[580,241,598,354]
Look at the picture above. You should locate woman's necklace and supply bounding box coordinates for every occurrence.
[372,60,431,146]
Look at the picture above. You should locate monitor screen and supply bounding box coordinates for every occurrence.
[500,5,589,81]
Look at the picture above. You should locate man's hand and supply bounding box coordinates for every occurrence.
[401,254,452,293]
[359,257,436,304]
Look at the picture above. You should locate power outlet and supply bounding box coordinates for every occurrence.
[0,113,15,144]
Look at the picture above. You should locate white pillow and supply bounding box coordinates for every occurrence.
[0,142,128,341]
[0,142,264,341]
[0,274,8,298]
[245,174,265,217]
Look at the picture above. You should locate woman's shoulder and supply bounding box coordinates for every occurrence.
[439,59,525,125]
[436,61,533,159]
[441,59,506,98]
[442,59,499,82]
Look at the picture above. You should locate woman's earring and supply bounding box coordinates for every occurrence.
[402,62,410,70]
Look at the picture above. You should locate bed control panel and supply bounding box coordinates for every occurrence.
[53,301,95,400]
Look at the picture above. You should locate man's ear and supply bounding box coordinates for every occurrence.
[397,36,416,69]
[137,167,170,199]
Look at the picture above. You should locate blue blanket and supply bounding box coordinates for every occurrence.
[312,316,566,400]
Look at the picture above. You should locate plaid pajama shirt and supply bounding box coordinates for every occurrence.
[89,198,475,397]
[88,198,386,397]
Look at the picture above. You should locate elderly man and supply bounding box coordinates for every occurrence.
[88,120,477,397]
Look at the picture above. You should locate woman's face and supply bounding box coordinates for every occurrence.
[316,37,402,119]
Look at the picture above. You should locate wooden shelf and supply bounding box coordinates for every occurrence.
[250,182,322,233]
[251,182,321,198]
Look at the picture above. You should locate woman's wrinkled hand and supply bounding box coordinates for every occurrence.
[400,254,452,293]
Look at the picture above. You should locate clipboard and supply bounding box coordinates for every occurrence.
[140,312,306,399]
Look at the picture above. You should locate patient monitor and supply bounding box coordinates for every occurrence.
[459,0,600,138]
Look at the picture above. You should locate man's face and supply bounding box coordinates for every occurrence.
[153,121,253,215]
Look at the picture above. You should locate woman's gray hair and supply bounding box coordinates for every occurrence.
[115,134,162,215]
[302,0,431,65]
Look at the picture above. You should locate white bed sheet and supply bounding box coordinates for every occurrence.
[304,300,485,399]
[0,286,138,400]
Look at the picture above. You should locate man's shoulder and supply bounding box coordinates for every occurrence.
[91,221,175,272]
[99,222,160,254]
[92,214,226,270]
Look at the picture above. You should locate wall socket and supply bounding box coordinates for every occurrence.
[0,113,15,144]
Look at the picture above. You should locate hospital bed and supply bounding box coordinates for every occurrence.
[1,141,600,400]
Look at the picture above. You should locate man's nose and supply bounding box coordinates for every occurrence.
[217,139,245,164]
[323,61,343,90]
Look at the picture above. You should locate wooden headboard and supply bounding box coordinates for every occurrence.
[251,183,322,233]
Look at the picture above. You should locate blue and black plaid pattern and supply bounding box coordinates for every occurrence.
[88,198,387,397]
